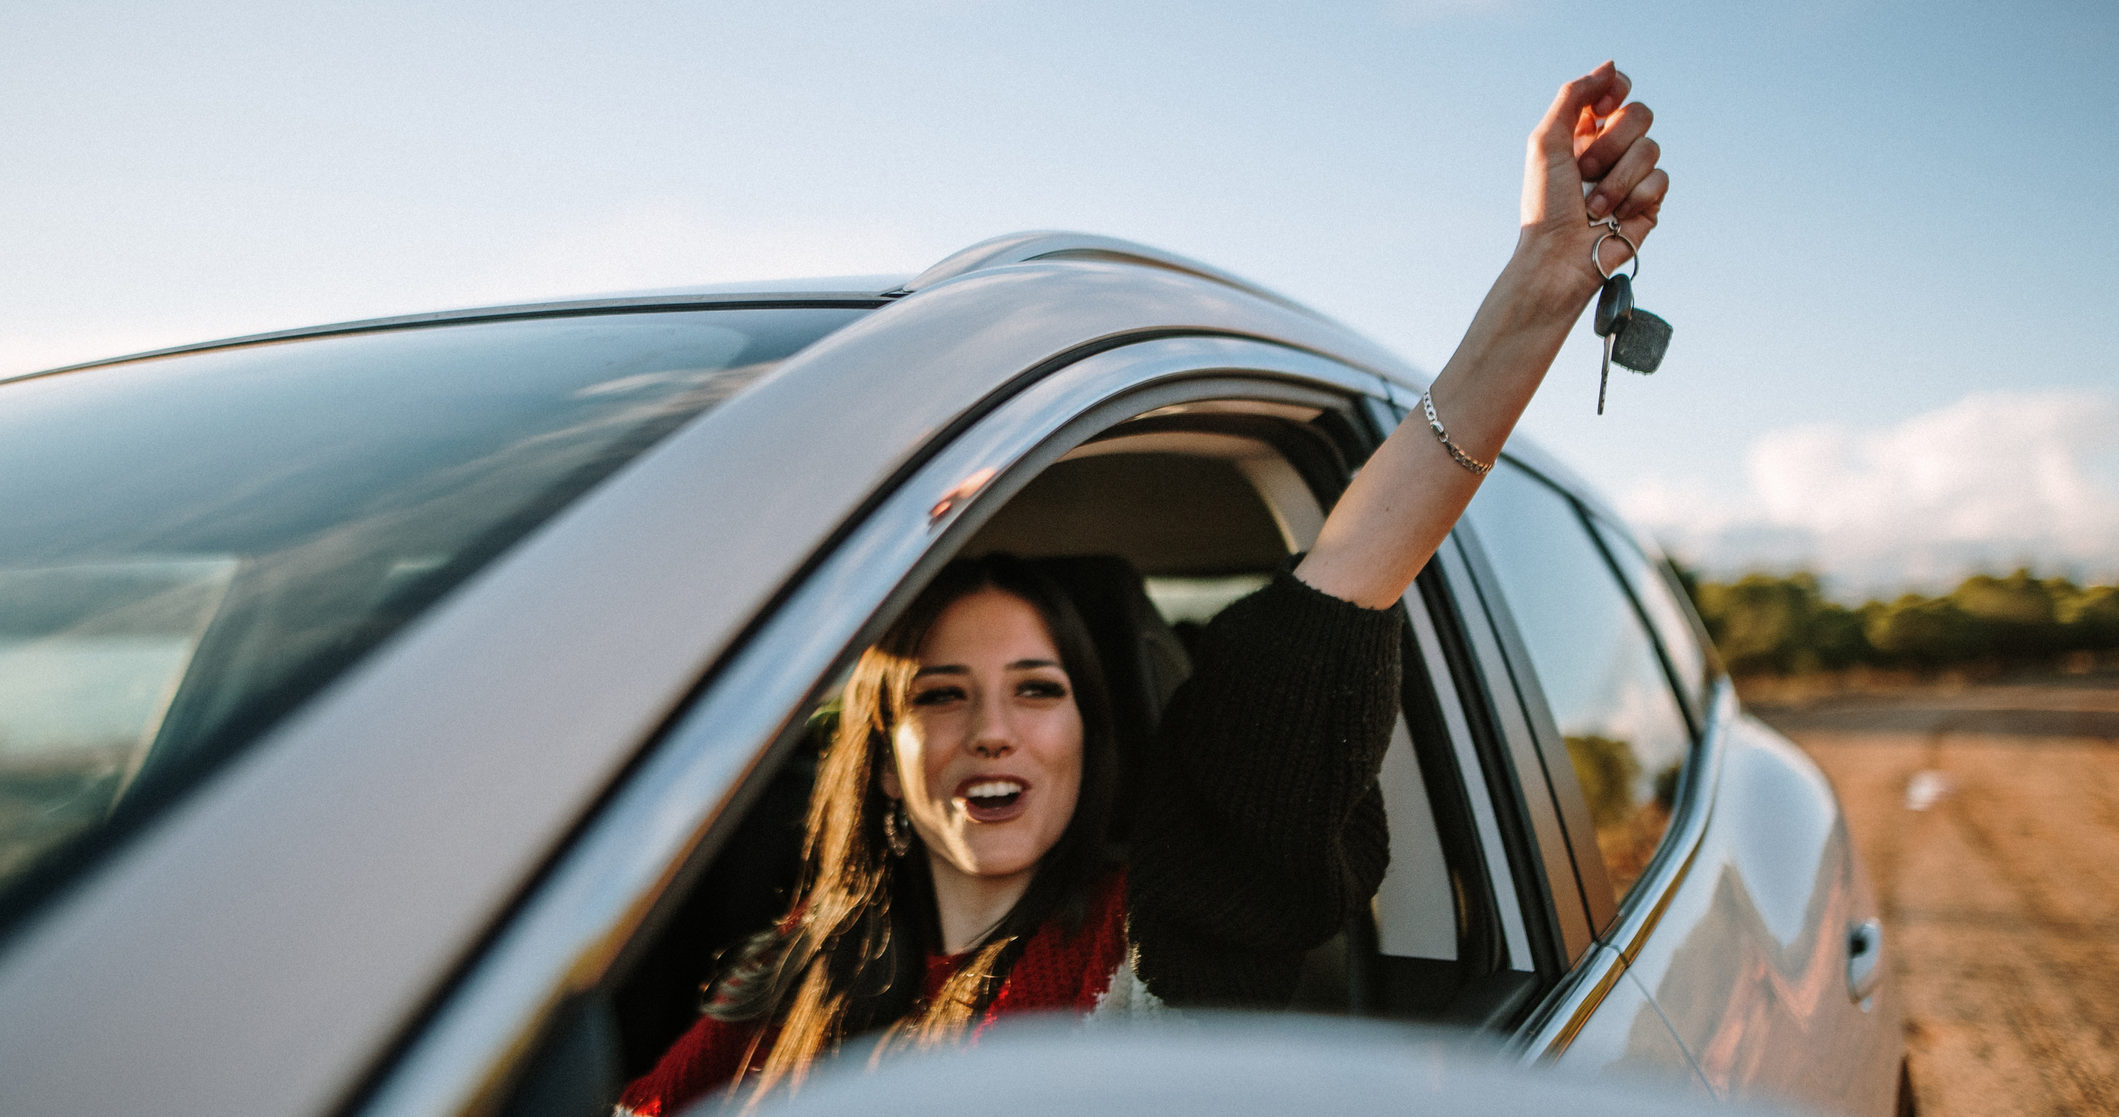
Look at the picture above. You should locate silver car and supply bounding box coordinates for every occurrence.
[0,233,1907,1116]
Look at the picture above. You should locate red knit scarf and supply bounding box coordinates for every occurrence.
[617,871,1130,1116]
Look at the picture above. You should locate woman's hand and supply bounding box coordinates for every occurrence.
[1294,62,1670,610]
[1517,61,1669,309]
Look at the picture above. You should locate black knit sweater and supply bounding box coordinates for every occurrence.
[1126,566,1404,1008]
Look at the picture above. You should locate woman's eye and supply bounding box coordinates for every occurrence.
[910,686,965,707]
[1017,679,1069,700]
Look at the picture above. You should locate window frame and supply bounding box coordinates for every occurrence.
[1415,540,1589,962]
[1363,555,1556,1028]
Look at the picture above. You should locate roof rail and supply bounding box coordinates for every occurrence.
[896,232,1308,312]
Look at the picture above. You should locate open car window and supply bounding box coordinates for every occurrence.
[603,388,1518,1084]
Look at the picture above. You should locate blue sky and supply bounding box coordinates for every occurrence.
[5,1,2115,593]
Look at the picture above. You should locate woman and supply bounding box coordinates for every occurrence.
[620,60,1668,1113]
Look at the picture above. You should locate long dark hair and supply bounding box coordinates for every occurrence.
[729,554,1119,1097]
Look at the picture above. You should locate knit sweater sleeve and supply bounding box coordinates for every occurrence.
[1125,567,1403,1008]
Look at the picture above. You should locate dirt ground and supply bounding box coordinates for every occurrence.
[1746,670,2119,1117]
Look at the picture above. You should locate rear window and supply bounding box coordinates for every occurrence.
[0,307,865,917]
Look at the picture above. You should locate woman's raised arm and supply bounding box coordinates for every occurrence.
[1294,61,1668,609]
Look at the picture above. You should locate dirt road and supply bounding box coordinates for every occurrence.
[1749,674,2119,1117]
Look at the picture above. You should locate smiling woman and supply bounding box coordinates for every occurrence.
[885,584,1093,950]
[616,552,1403,1115]
[626,557,1129,1103]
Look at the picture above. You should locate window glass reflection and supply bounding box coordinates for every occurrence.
[1589,515,1710,717]
[1462,463,1692,901]
[0,307,865,914]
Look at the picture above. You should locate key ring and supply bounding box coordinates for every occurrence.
[1590,214,1640,281]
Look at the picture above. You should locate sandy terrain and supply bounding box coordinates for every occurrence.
[1748,672,2119,1117]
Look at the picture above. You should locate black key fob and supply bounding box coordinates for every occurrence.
[1611,309,1671,374]
[1594,274,1633,337]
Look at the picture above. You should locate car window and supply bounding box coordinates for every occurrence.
[1588,515,1714,722]
[1461,462,1692,904]
[0,307,864,915]
[1371,715,1456,960]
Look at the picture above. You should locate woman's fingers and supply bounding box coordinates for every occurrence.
[1533,61,1626,160]
[1586,129,1661,219]
[1592,66,1631,117]
[1526,63,1631,231]
[1618,167,1669,224]
[1597,172,1669,273]
[1576,101,1652,182]
[1618,172,1669,247]
[1522,62,1664,292]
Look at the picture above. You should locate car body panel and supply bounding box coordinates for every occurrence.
[1552,957,1711,1094]
[754,1019,1792,1117]
[1621,711,1903,1116]
[1440,457,1902,1117]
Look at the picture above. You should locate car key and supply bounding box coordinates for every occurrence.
[1592,272,1632,415]
[1586,215,1671,410]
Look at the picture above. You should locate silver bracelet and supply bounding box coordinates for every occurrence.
[1420,390,1493,477]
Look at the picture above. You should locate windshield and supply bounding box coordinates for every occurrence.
[0,306,866,916]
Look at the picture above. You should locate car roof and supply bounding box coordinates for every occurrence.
[0,279,904,386]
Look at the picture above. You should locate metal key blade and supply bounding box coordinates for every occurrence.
[1598,331,1613,415]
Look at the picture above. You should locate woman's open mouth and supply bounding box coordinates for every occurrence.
[954,776,1029,823]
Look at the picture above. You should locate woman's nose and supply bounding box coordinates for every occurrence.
[968,697,1015,758]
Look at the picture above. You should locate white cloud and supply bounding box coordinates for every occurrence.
[1622,390,2119,594]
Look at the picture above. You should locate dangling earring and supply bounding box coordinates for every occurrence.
[883,799,913,858]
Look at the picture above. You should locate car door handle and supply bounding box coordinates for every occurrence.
[1846,919,1884,1002]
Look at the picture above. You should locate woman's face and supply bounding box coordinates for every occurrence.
[881,588,1084,892]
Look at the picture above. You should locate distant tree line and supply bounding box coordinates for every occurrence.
[1675,568,2119,676]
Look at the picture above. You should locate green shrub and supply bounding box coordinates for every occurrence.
[1679,567,2119,676]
